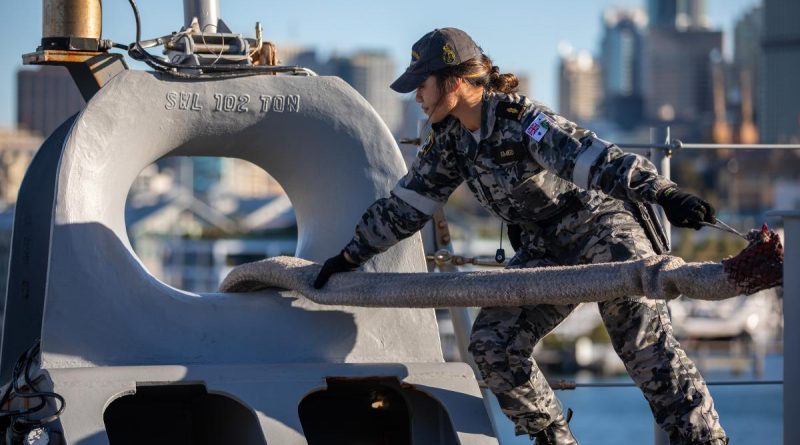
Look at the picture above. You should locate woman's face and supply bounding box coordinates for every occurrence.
[415,75,457,123]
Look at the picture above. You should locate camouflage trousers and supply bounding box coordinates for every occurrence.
[468,199,728,445]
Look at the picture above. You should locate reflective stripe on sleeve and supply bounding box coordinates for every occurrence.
[391,184,444,216]
[572,137,609,190]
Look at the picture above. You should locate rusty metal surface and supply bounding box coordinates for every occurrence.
[42,0,101,39]
[22,49,103,65]
[22,51,127,101]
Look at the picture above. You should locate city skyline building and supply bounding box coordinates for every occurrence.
[641,26,722,140]
[732,4,763,143]
[677,0,710,29]
[219,158,284,198]
[274,44,327,75]
[16,66,84,137]
[558,50,603,124]
[0,127,41,205]
[648,0,678,28]
[342,51,403,133]
[512,73,533,99]
[278,45,402,134]
[395,97,427,166]
[648,0,710,30]
[733,5,763,97]
[761,0,800,143]
[600,7,647,129]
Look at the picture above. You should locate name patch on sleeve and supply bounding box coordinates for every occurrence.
[491,142,526,164]
[525,112,554,143]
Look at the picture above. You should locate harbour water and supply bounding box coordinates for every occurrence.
[494,354,783,444]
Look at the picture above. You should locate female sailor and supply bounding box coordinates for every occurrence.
[314,28,727,445]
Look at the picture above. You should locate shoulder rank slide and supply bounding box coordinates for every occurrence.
[419,130,435,155]
[496,102,528,121]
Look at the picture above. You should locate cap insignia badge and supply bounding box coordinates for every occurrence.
[442,44,457,65]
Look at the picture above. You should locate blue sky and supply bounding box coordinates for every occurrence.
[0,0,759,128]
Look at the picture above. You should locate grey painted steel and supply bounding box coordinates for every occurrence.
[42,70,440,367]
[768,210,799,445]
[47,362,494,444]
[11,70,496,443]
[650,127,671,445]
[184,0,220,30]
[0,115,77,383]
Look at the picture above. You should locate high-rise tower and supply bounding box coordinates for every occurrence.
[601,8,647,129]
[761,0,800,142]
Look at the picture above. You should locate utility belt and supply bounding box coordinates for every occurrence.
[509,194,670,255]
[507,194,584,253]
[629,201,671,254]
[531,192,585,228]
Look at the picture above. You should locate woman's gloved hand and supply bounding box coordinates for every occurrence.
[313,251,359,289]
[656,187,716,230]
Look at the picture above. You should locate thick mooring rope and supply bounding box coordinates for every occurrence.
[219,227,783,308]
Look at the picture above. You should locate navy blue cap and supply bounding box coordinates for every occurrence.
[390,28,484,93]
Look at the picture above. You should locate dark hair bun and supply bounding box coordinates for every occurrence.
[489,68,519,94]
[434,55,519,94]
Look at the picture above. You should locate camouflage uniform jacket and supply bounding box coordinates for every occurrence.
[343,91,675,264]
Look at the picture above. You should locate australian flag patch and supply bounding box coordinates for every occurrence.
[525,112,554,142]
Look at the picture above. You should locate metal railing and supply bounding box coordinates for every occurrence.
[631,128,798,445]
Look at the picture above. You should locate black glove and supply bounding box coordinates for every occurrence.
[507,224,523,251]
[656,187,716,230]
[313,251,358,289]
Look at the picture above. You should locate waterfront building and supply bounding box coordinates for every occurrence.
[16,66,84,137]
[219,158,284,198]
[733,4,763,131]
[0,128,41,205]
[0,128,44,295]
[274,44,325,74]
[600,7,647,130]
[515,73,532,98]
[648,0,678,28]
[642,0,720,140]
[558,49,603,124]
[648,0,709,30]
[761,0,800,143]
[126,189,296,292]
[278,45,402,134]
[341,51,403,133]
[642,26,721,140]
